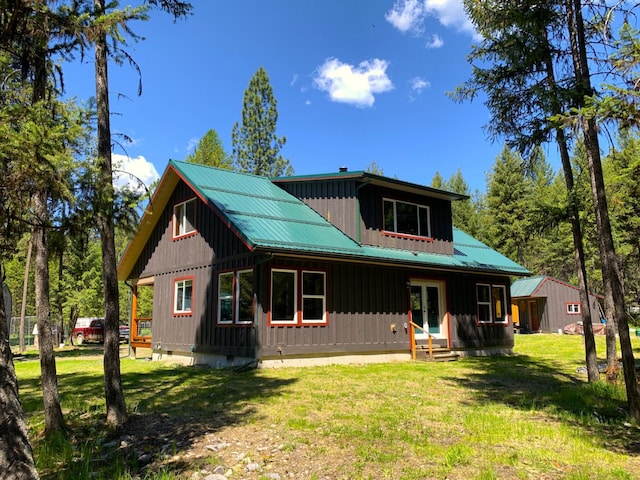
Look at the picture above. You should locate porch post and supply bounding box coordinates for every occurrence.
[131,284,138,355]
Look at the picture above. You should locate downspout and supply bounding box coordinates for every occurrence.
[355,179,371,244]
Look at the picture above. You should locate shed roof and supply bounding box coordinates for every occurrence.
[510,275,603,299]
[117,161,529,280]
[510,276,547,297]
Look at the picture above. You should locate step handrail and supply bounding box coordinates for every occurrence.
[408,321,433,360]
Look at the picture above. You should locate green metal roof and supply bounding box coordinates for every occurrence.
[169,161,529,276]
[510,276,547,297]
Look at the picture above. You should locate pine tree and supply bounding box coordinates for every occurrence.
[231,67,293,177]
[186,129,231,168]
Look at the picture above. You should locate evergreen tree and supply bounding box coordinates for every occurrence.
[186,129,231,168]
[485,146,532,265]
[231,67,293,177]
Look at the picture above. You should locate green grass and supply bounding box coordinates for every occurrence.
[14,334,640,479]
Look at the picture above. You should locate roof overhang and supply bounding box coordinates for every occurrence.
[273,171,469,202]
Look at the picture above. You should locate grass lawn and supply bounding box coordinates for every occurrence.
[14,334,640,480]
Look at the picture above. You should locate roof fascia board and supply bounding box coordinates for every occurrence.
[273,171,469,202]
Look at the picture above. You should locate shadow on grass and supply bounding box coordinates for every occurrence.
[19,360,297,480]
[444,352,640,456]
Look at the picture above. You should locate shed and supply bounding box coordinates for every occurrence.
[511,276,604,333]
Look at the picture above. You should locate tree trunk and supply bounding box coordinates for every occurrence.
[95,0,128,427]
[20,236,32,353]
[556,128,600,381]
[542,48,599,380]
[0,264,39,479]
[33,191,66,436]
[566,0,640,420]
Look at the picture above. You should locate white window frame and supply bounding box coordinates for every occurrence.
[235,270,254,325]
[477,283,493,324]
[217,272,234,325]
[492,285,508,324]
[301,270,326,324]
[270,269,298,325]
[383,198,431,238]
[173,278,193,315]
[217,270,254,325]
[567,303,581,315]
[173,198,196,238]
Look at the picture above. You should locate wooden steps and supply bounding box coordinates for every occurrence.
[414,343,459,362]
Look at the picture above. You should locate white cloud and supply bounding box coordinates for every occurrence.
[185,137,199,154]
[385,0,479,40]
[384,0,426,34]
[425,33,444,48]
[313,58,394,108]
[411,76,431,93]
[290,73,299,86]
[112,154,159,194]
[424,0,477,38]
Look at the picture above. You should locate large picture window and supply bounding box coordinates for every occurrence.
[174,277,193,315]
[383,198,431,238]
[218,270,254,325]
[476,283,508,324]
[270,268,327,326]
[173,198,196,238]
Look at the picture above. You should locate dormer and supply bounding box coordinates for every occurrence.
[273,169,468,256]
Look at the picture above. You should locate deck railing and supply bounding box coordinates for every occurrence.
[130,316,152,350]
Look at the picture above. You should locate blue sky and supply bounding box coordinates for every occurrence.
[62,0,527,194]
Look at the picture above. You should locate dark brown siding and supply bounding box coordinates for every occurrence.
[277,179,359,239]
[358,185,454,254]
[131,180,259,357]
[256,257,514,358]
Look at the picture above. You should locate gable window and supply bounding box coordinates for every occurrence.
[383,198,431,238]
[270,268,327,326]
[174,277,193,315]
[173,198,196,238]
[218,270,254,325]
[476,283,508,324]
[567,303,581,315]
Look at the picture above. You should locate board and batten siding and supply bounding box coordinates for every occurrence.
[131,180,259,357]
[276,179,359,239]
[534,279,603,332]
[257,258,410,358]
[358,185,454,255]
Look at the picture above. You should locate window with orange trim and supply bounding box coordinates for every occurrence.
[173,277,193,315]
[270,268,327,325]
[218,270,254,324]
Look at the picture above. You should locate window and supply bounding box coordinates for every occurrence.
[476,283,508,324]
[270,268,327,325]
[174,277,193,315]
[173,198,196,238]
[302,271,326,324]
[218,270,254,324]
[383,198,431,238]
[567,303,581,315]
[271,270,297,324]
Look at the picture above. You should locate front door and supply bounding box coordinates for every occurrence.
[410,280,446,340]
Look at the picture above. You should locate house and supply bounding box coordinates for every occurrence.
[117,161,530,367]
[510,276,605,333]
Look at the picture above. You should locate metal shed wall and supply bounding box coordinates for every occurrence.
[534,280,603,332]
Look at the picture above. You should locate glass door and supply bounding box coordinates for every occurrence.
[410,280,445,339]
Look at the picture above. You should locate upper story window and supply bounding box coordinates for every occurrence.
[173,198,196,238]
[383,198,431,238]
[477,283,508,325]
